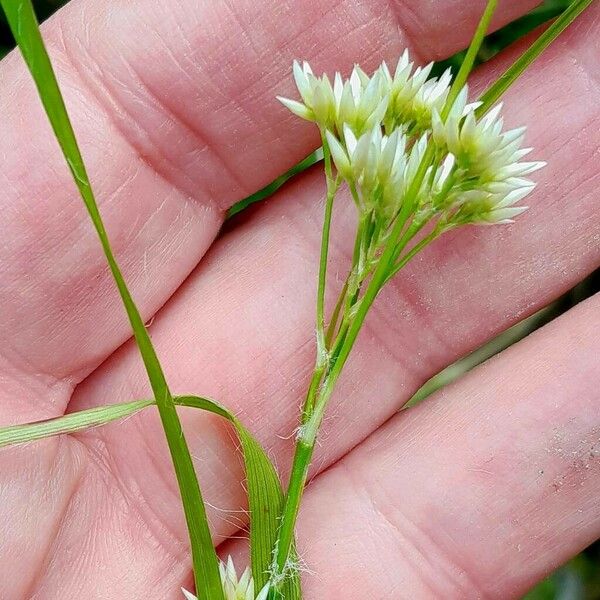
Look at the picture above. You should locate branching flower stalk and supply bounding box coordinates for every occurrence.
[272,15,546,593]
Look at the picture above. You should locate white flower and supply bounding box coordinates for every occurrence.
[432,100,545,184]
[380,51,458,133]
[182,557,269,600]
[333,67,389,135]
[325,125,406,190]
[326,124,429,226]
[280,52,545,229]
[277,60,336,126]
[278,61,388,135]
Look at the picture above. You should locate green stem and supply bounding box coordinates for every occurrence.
[302,362,326,417]
[316,133,339,365]
[476,0,595,117]
[270,223,410,590]
[443,0,498,120]
[346,211,367,310]
[313,233,418,412]
[384,227,442,285]
[306,228,439,439]
[271,440,314,579]
[0,3,224,597]
[325,280,348,348]
[271,141,448,592]
[269,134,341,590]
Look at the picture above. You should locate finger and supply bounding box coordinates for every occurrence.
[0,0,537,420]
[2,5,541,589]
[0,2,543,596]
[57,0,538,197]
[242,294,600,599]
[60,5,600,596]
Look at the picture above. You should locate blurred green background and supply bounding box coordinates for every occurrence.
[1,0,598,598]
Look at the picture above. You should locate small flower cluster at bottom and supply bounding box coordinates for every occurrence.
[182,557,269,600]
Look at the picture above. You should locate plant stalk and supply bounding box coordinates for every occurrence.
[0,3,225,596]
[270,217,422,588]
[271,439,314,578]
[315,135,339,365]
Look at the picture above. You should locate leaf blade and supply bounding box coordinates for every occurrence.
[0,399,153,448]
[477,0,595,115]
[0,3,224,598]
[176,396,302,599]
[443,0,497,119]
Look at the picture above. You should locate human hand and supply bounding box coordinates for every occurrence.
[0,0,598,598]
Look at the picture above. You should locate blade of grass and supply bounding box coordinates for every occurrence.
[0,3,224,598]
[476,0,594,116]
[0,391,300,595]
[177,396,301,599]
[0,399,153,448]
[442,0,497,119]
[227,149,322,219]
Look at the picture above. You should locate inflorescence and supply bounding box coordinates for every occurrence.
[278,51,545,238]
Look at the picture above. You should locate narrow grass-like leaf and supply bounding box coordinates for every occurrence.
[477,0,594,116]
[0,3,224,598]
[177,396,302,599]
[442,0,497,119]
[0,392,301,595]
[0,399,153,448]
[227,149,322,219]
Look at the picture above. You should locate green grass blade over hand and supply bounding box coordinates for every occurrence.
[227,150,321,219]
[0,399,153,448]
[477,0,594,116]
[443,0,497,119]
[176,396,302,599]
[0,392,301,595]
[0,3,224,598]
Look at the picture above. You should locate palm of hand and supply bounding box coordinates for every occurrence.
[0,1,598,598]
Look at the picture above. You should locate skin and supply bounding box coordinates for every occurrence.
[0,0,598,598]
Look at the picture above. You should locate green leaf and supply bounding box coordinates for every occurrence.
[443,0,497,119]
[177,396,302,599]
[0,393,301,596]
[227,150,321,219]
[0,399,153,448]
[477,0,594,115]
[0,2,224,598]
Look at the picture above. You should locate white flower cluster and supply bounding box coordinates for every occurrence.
[325,126,428,227]
[382,50,456,134]
[278,51,545,228]
[430,94,544,224]
[182,557,268,600]
[278,60,388,136]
